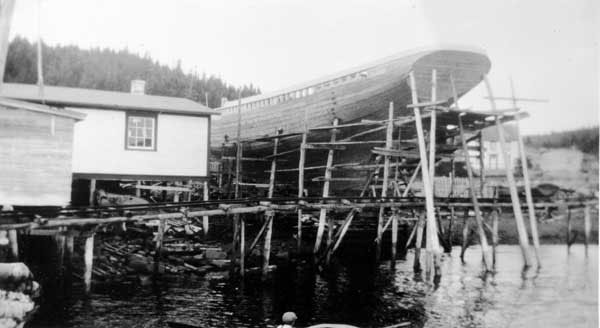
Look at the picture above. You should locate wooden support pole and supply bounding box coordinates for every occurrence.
[66,235,74,270]
[449,159,456,197]
[460,208,470,262]
[457,113,493,270]
[376,103,394,259]
[202,181,209,234]
[491,209,499,266]
[7,229,18,260]
[186,180,193,202]
[509,103,541,265]
[413,213,424,272]
[262,211,273,280]
[314,118,339,253]
[428,69,437,190]
[89,179,96,206]
[235,96,242,198]
[232,214,239,271]
[261,130,281,276]
[83,233,94,294]
[154,218,166,273]
[447,207,455,252]
[484,76,532,267]
[391,213,398,266]
[297,132,307,250]
[409,71,441,277]
[240,216,245,277]
[478,134,485,196]
[567,207,573,251]
[584,205,591,255]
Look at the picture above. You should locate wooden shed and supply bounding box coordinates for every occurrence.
[0,97,85,206]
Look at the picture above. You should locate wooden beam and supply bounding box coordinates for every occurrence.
[135,184,192,192]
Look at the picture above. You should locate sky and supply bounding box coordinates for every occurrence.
[8,0,599,135]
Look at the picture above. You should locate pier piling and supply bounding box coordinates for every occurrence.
[83,233,95,294]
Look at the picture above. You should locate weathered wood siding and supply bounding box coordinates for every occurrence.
[0,105,75,206]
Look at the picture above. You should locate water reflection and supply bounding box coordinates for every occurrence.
[26,245,597,328]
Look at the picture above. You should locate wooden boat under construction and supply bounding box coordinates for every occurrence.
[210,45,506,196]
[212,44,491,148]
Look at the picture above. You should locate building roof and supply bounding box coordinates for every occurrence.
[0,96,86,120]
[0,83,219,116]
[481,123,518,142]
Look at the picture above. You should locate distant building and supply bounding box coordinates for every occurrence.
[473,124,520,176]
[0,97,84,206]
[1,82,219,205]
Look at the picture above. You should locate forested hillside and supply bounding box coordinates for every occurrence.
[524,126,599,156]
[3,37,260,108]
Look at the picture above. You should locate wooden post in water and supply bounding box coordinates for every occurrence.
[262,129,280,278]
[484,76,532,267]
[154,217,166,273]
[447,207,455,252]
[314,118,339,253]
[202,181,209,234]
[240,216,245,277]
[297,132,307,251]
[7,229,18,260]
[460,208,470,262]
[491,209,499,266]
[566,206,573,251]
[376,103,394,260]
[457,112,493,271]
[83,233,95,294]
[391,213,398,266]
[409,71,442,277]
[413,213,424,272]
[451,74,492,269]
[508,79,541,265]
[584,204,591,255]
[262,211,274,280]
[65,234,74,271]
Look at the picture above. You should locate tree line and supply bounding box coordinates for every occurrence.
[3,36,260,108]
[524,126,599,156]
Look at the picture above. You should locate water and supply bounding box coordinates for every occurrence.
[28,245,597,328]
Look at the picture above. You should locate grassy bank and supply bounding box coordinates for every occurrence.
[446,207,598,246]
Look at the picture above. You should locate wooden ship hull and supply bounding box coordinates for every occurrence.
[211,45,493,196]
[212,45,491,148]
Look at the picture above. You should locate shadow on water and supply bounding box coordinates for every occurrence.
[22,242,598,328]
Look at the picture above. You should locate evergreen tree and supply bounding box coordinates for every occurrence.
[3,36,261,108]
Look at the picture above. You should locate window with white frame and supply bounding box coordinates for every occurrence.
[126,114,156,150]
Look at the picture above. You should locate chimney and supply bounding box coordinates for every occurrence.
[130,80,146,95]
